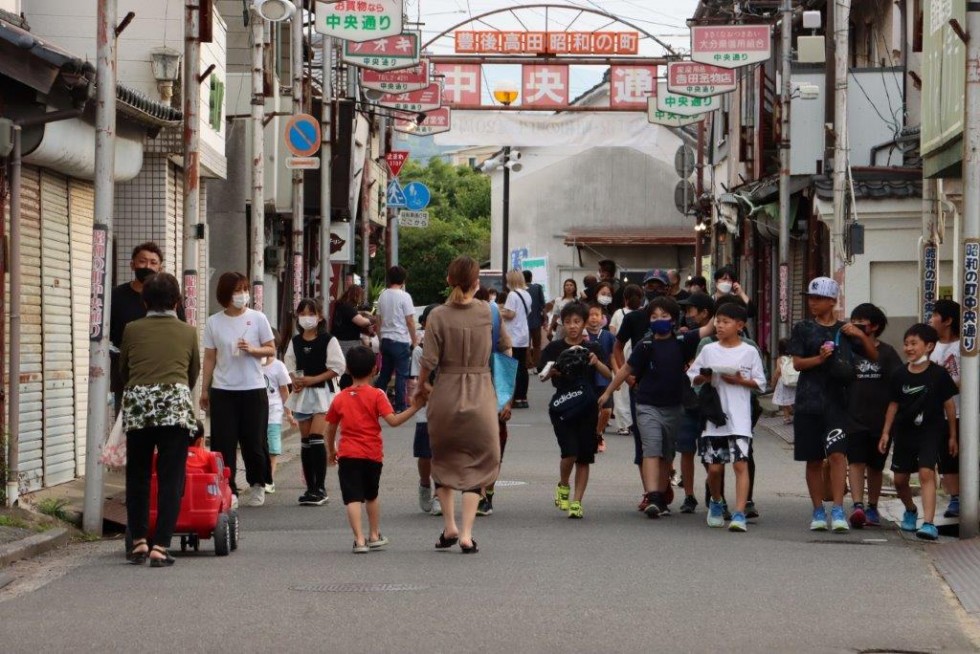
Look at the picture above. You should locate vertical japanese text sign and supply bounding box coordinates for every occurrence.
[923,242,938,322]
[315,0,403,42]
[89,224,109,341]
[963,239,980,357]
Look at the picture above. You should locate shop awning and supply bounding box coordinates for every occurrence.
[564,227,696,247]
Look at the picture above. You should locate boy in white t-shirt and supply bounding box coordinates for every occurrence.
[688,303,766,532]
[262,350,294,494]
[928,299,962,518]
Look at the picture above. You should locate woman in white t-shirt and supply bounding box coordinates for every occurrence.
[501,269,532,408]
[608,283,643,435]
[201,272,276,507]
[547,278,579,342]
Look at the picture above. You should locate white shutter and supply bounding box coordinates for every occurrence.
[17,167,44,491]
[69,180,94,475]
[40,171,75,486]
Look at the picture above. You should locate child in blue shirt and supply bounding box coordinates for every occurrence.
[586,304,617,453]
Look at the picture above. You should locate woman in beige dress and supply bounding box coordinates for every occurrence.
[417,256,511,553]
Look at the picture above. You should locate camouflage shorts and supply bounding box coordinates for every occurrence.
[699,436,751,465]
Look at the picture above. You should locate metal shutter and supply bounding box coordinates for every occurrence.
[69,179,94,476]
[17,167,44,491]
[40,171,76,486]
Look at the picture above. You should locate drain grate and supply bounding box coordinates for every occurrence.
[493,480,527,487]
[290,583,429,593]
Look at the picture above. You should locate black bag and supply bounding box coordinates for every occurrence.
[698,382,728,430]
[549,380,596,423]
[827,328,856,385]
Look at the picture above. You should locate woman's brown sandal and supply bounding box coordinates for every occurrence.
[435,531,459,549]
[128,539,149,565]
[149,545,175,568]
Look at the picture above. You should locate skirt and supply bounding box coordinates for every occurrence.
[772,378,796,407]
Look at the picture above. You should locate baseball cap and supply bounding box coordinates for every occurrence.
[678,292,715,313]
[804,276,839,299]
[642,269,669,285]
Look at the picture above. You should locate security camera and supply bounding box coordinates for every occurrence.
[253,0,295,22]
[509,150,522,160]
[363,88,384,101]
[505,161,523,172]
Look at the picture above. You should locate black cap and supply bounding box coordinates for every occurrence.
[678,293,715,313]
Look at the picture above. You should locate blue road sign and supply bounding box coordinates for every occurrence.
[387,179,407,208]
[403,182,431,211]
[284,114,321,157]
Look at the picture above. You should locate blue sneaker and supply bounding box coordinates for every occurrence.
[944,496,960,519]
[865,506,881,526]
[916,522,939,541]
[707,499,725,528]
[831,505,849,532]
[728,511,747,532]
[900,508,918,532]
[810,506,828,531]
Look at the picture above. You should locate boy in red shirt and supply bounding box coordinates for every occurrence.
[327,346,422,553]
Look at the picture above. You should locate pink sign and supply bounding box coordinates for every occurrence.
[667,61,737,97]
[434,63,482,106]
[609,65,657,109]
[521,65,568,107]
[379,82,443,112]
[691,25,771,68]
[343,32,420,71]
[395,107,452,136]
[362,59,429,93]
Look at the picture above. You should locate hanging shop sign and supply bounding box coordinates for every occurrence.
[315,0,403,42]
[454,30,639,55]
[667,61,737,98]
[647,98,704,127]
[522,65,569,108]
[690,25,771,69]
[923,242,938,322]
[656,80,718,117]
[361,59,429,94]
[609,65,657,109]
[963,239,980,357]
[394,107,452,136]
[342,31,420,71]
[435,63,482,106]
[379,81,443,112]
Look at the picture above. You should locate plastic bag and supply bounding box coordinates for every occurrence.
[780,356,800,387]
[100,413,126,469]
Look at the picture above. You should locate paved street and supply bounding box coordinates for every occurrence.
[0,382,978,653]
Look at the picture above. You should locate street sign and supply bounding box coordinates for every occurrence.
[656,81,718,118]
[398,210,429,228]
[963,239,980,357]
[385,151,409,177]
[315,0,403,43]
[647,98,705,127]
[285,157,321,170]
[690,25,771,69]
[454,30,639,55]
[284,114,321,157]
[387,179,407,207]
[343,32,420,71]
[379,82,443,112]
[403,182,431,211]
[674,180,697,216]
[674,145,696,179]
[667,61,737,98]
[362,59,429,94]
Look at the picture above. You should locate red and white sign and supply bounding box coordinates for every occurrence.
[667,61,737,97]
[690,25,771,68]
[435,63,482,106]
[362,59,429,94]
[379,82,443,112]
[609,65,657,109]
[343,32,420,71]
[395,107,452,136]
[454,31,638,55]
[385,151,409,177]
[522,65,568,107]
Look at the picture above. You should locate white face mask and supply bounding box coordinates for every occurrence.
[597,295,612,306]
[717,281,733,295]
[298,316,319,331]
[231,292,249,309]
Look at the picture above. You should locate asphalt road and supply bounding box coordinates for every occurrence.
[0,382,977,653]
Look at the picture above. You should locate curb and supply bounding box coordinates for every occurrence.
[0,528,71,568]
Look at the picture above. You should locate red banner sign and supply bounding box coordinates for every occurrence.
[454,31,639,55]
[385,151,409,177]
[521,65,568,107]
[691,25,771,68]
[379,82,443,112]
[667,61,737,98]
[609,65,657,109]
[361,59,429,93]
[395,107,452,136]
[435,63,482,106]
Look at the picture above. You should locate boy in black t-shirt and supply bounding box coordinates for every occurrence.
[878,324,958,541]
[539,302,611,519]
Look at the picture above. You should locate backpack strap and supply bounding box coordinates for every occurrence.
[490,302,501,353]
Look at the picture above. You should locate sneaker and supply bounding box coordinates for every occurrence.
[900,508,918,532]
[915,522,939,541]
[231,494,239,510]
[430,496,442,516]
[722,501,732,521]
[352,542,369,554]
[865,505,881,527]
[744,500,759,519]
[264,483,276,494]
[367,534,389,549]
[418,485,433,513]
[555,484,570,511]
[644,494,661,519]
[831,505,849,532]
[298,491,316,505]
[568,500,583,519]
[300,490,328,506]
[597,436,607,453]
[680,495,698,514]
[945,496,960,518]
[729,511,747,532]
[659,505,672,517]
[476,496,493,516]
[664,485,675,507]
[637,495,650,512]
[617,427,632,436]
[810,506,828,531]
[707,499,725,528]
[246,484,265,507]
[849,505,867,529]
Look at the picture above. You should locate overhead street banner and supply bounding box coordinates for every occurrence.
[454,31,639,55]
[690,25,770,69]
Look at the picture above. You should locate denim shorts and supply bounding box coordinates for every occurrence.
[267,423,282,456]
[293,411,314,423]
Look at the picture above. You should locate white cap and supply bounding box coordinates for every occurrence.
[805,276,839,299]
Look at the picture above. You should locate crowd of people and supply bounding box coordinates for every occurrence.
[115,246,964,563]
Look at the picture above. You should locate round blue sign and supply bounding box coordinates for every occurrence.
[403,182,431,211]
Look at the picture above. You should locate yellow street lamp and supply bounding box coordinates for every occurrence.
[493,80,519,106]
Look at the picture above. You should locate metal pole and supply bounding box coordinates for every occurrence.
[6,127,20,507]
[320,35,333,309]
[291,0,305,310]
[695,119,705,277]
[501,145,511,287]
[82,0,117,532]
[182,0,201,327]
[777,0,792,340]
[832,0,850,317]
[959,4,980,538]
[250,10,265,310]
[380,117,397,267]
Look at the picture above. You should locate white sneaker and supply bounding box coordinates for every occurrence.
[418,484,433,513]
[246,484,265,507]
[264,483,276,494]
[431,496,442,516]
[231,494,240,510]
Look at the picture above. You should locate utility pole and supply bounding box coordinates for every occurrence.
[501,145,511,287]
[250,9,265,310]
[777,0,792,340]
[83,0,117,534]
[291,0,305,311]
[959,4,980,538]
[182,0,202,327]
[832,0,850,317]
[320,35,333,310]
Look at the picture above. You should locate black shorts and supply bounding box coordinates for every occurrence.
[337,458,383,504]
[846,429,889,471]
[552,408,598,465]
[793,410,847,462]
[891,431,941,474]
[939,420,959,475]
[413,422,431,459]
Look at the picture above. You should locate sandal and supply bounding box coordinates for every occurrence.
[460,539,479,554]
[149,545,175,568]
[128,539,149,565]
[435,531,459,549]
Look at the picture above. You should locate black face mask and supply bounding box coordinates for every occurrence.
[134,267,154,283]
[645,289,664,301]
[683,316,700,330]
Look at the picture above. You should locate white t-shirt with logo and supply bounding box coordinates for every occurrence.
[377,287,415,343]
[263,358,291,424]
[687,341,767,438]
[203,308,275,391]
[931,340,961,415]
[504,288,532,347]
